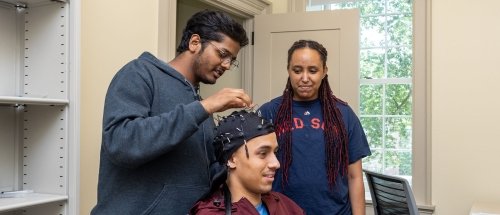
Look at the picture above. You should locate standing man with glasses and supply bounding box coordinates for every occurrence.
[91,10,252,215]
[207,40,240,70]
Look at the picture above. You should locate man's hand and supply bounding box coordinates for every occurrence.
[200,88,254,114]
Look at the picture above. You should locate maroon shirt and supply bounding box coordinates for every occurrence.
[190,190,305,215]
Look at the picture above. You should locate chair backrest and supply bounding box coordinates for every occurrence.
[363,169,419,215]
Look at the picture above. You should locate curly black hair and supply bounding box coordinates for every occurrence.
[176,10,249,54]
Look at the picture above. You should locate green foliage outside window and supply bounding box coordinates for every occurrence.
[309,0,414,177]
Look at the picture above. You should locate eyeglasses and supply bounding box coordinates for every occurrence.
[207,41,239,69]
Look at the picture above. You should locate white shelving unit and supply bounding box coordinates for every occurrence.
[0,0,79,214]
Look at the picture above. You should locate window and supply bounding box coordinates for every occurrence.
[305,0,430,205]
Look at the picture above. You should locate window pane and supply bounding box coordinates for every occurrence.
[357,0,385,15]
[363,149,383,172]
[360,116,383,148]
[360,48,385,79]
[361,16,385,47]
[387,0,412,13]
[384,117,412,149]
[387,46,412,78]
[331,2,357,10]
[306,4,324,11]
[384,150,412,176]
[385,83,412,115]
[360,84,383,114]
[387,14,412,46]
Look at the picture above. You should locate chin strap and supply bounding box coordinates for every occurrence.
[223,184,232,215]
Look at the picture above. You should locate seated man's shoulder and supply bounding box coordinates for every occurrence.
[263,192,305,214]
[190,190,225,214]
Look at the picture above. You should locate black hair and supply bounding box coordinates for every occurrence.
[287,39,328,69]
[176,10,249,54]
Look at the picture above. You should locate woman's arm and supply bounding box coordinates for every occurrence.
[348,159,366,215]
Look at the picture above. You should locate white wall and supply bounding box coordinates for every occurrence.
[431,0,500,214]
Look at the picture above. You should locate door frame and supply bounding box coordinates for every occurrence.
[159,0,272,98]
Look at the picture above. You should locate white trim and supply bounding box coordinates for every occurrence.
[425,0,432,206]
[68,0,80,214]
[241,19,254,98]
[198,0,271,18]
[158,0,176,62]
[360,78,412,85]
[413,0,432,206]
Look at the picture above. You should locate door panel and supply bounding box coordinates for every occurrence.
[254,9,360,113]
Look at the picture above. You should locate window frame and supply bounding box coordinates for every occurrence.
[411,0,431,206]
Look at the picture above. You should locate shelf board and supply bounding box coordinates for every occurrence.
[0,193,68,212]
[0,0,64,6]
[0,96,69,106]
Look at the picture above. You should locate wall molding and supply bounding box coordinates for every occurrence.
[199,0,271,18]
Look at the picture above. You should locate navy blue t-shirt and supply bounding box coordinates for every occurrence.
[258,96,371,215]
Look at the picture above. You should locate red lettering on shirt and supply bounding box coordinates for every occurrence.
[289,117,325,130]
[294,118,304,129]
[311,118,321,129]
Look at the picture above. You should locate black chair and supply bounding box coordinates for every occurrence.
[363,169,419,215]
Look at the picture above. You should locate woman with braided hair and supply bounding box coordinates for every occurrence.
[258,40,371,214]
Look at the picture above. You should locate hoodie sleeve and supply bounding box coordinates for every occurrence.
[101,59,210,169]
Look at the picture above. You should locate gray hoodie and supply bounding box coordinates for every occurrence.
[91,52,215,215]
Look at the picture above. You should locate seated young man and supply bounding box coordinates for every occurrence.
[190,110,304,215]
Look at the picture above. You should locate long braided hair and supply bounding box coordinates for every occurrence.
[274,40,349,189]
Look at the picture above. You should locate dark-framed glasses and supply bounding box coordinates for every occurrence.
[207,41,239,69]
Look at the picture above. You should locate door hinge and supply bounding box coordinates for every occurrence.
[251,32,254,45]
